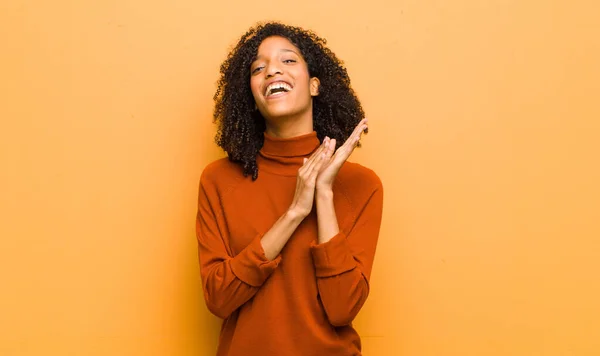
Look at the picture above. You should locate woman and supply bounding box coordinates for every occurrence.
[196,22,384,356]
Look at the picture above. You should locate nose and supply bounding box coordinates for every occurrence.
[265,62,283,78]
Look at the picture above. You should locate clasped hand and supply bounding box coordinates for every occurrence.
[289,118,368,217]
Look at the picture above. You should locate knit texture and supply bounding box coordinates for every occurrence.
[196,131,384,356]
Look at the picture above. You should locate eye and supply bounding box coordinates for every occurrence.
[251,66,264,74]
[283,59,297,64]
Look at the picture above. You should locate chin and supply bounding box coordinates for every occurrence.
[263,110,296,120]
[260,105,300,120]
[261,104,312,121]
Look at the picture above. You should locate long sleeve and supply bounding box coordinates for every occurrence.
[310,183,383,326]
[196,175,281,319]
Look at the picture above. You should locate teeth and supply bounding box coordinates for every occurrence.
[265,82,292,96]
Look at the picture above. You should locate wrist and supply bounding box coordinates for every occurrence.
[315,187,333,199]
[286,206,309,222]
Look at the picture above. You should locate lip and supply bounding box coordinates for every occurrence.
[263,80,293,98]
[265,91,290,100]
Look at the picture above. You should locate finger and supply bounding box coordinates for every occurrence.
[333,142,354,163]
[356,124,368,142]
[309,150,329,180]
[307,151,327,182]
[300,138,328,172]
[352,118,368,136]
[303,139,328,174]
[328,120,369,166]
[349,122,368,147]
[307,137,330,161]
[339,124,366,152]
[336,129,364,162]
[325,138,336,159]
[354,119,368,136]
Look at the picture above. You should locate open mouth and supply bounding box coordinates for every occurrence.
[264,81,293,97]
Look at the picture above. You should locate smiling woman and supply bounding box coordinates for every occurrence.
[249,36,321,133]
[196,22,384,356]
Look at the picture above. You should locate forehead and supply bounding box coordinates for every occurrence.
[255,36,301,57]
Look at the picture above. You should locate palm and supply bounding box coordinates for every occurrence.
[316,119,368,190]
[316,149,344,187]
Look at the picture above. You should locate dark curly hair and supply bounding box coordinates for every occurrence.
[213,22,365,180]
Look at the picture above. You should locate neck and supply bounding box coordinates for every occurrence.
[264,111,314,139]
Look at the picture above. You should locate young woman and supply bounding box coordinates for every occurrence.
[196,22,384,356]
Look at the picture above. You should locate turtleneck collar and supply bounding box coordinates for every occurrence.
[257,131,321,176]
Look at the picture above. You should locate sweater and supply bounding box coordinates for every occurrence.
[196,131,384,356]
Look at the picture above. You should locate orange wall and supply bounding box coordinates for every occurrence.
[1,0,599,355]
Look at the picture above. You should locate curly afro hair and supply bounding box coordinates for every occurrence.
[213,22,365,180]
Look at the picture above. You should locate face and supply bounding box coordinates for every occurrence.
[250,36,320,124]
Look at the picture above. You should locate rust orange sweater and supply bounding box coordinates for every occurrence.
[196,131,383,356]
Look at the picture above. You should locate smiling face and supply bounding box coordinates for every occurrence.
[250,36,320,133]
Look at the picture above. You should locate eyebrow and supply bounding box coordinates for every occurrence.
[253,48,300,61]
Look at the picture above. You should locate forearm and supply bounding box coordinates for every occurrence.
[260,207,306,260]
[310,230,365,326]
[316,270,369,326]
[199,195,305,318]
[202,255,263,318]
[200,209,305,318]
[200,232,282,319]
[315,188,339,244]
[312,183,383,326]
[202,209,304,317]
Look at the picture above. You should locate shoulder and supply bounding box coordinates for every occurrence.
[336,161,383,208]
[199,157,247,194]
[338,161,383,193]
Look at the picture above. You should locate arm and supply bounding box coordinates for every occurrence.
[197,141,329,319]
[310,118,381,326]
[196,179,276,319]
[312,183,383,326]
[196,183,303,319]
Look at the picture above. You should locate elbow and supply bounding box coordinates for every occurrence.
[204,293,234,319]
[326,310,358,327]
[202,274,235,319]
[200,265,238,319]
[323,293,368,327]
[325,295,367,326]
[322,278,370,327]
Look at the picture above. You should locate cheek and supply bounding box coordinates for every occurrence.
[249,79,261,100]
[294,71,312,94]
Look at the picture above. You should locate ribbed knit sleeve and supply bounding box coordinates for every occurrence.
[310,179,384,326]
[196,170,281,319]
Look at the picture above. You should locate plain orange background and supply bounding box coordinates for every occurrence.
[1,0,599,355]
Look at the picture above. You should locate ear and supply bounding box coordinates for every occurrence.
[310,77,320,96]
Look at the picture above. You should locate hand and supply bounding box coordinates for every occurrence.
[288,138,331,218]
[316,118,368,191]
